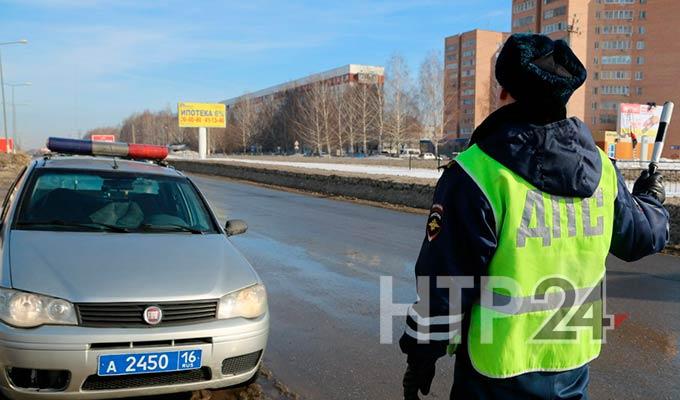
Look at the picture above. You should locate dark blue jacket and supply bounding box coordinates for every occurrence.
[400,102,670,399]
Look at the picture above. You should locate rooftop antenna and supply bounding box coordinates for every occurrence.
[567,14,582,41]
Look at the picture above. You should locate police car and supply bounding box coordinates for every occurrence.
[0,138,268,399]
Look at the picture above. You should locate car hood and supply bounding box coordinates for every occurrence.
[8,231,259,303]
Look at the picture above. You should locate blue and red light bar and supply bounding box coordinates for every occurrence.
[47,137,169,161]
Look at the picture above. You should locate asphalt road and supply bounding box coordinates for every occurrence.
[191,173,680,400]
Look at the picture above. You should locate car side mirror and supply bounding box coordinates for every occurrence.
[225,219,248,236]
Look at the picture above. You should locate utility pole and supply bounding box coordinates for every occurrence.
[0,40,28,153]
[5,82,31,153]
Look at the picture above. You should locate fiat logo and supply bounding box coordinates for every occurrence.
[143,306,163,325]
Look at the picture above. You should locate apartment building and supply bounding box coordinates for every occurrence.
[511,0,680,159]
[511,0,589,125]
[222,64,384,109]
[444,29,509,140]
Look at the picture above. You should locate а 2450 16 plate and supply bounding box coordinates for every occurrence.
[98,349,202,376]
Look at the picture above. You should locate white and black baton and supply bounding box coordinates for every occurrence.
[649,101,675,174]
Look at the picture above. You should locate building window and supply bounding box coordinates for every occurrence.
[604,0,634,3]
[601,101,619,111]
[638,26,646,34]
[601,85,630,96]
[602,10,634,20]
[601,25,632,34]
[542,21,567,34]
[462,59,475,67]
[635,71,643,80]
[600,114,618,124]
[636,87,643,95]
[462,89,475,96]
[593,87,599,95]
[601,55,632,64]
[544,0,559,4]
[544,6,567,19]
[446,64,458,70]
[636,56,645,64]
[445,45,457,53]
[636,40,645,49]
[462,50,475,57]
[600,40,631,50]
[513,0,536,13]
[592,102,598,110]
[462,69,475,77]
[600,70,631,80]
[513,15,535,28]
[639,11,647,19]
[462,39,476,48]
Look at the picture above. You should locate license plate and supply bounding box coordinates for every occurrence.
[98,349,202,376]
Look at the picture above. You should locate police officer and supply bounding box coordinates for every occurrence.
[400,34,669,400]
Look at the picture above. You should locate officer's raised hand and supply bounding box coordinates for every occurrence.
[403,358,436,400]
[633,168,666,204]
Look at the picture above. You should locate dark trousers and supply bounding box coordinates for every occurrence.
[451,351,590,400]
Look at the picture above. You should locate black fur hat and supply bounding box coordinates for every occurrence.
[495,33,587,107]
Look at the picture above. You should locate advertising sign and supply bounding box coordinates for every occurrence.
[617,103,663,138]
[91,134,115,142]
[178,102,226,128]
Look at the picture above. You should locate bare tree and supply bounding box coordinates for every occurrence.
[374,83,386,153]
[232,94,257,154]
[334,88,345,156]
[418,50,445,155]
[294,82,334,156]
[384,53,417,154]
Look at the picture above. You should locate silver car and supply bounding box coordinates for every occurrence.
[0,155,268,399]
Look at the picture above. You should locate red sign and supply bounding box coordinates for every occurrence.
[0,138,14,153]
[91,134,115,142]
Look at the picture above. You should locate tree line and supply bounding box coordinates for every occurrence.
[85,52,453,156]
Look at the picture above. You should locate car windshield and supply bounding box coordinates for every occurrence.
[14,169,217,234]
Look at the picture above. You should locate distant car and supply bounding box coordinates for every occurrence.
[0,138,268,399]
[399,149,421,158]
[422,152,436,160]
[168,143,188,152]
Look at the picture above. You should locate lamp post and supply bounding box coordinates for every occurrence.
[0,39,28,153]
[5,82,31,153]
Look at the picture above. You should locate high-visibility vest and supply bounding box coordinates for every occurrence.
[456,144,617,379]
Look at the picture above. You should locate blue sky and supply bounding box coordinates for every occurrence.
[0,0,509,148]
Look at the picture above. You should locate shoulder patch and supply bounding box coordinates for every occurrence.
[426,204,444,242]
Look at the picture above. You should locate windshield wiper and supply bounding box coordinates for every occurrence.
[139,223,204,234]
[17,220,129,233]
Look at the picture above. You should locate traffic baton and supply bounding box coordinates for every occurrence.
[649,101,674,174]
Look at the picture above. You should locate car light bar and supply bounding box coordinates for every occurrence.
[47,137,169,160]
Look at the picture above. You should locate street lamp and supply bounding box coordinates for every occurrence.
[5,82,31,152]
[0,39,28,153]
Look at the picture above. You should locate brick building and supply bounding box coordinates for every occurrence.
[511,0,680,159]
[443,30,509,140]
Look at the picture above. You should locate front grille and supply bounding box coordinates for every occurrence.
[221,351,262,376]
[81,367,211,391]
[76,300,218,327]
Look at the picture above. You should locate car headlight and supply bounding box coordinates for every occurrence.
[0,288,77,328]
[217,284,267,320]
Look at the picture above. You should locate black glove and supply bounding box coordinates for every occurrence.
[633,169,665,204]
[403,358,436,400]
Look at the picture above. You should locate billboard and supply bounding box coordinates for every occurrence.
[178,102,226,128]
[91,134,115,142]
[617,103,663,138]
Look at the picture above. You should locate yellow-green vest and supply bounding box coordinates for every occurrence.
[456,144,617,378]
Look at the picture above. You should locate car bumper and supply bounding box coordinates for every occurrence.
[0,313,268,399]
